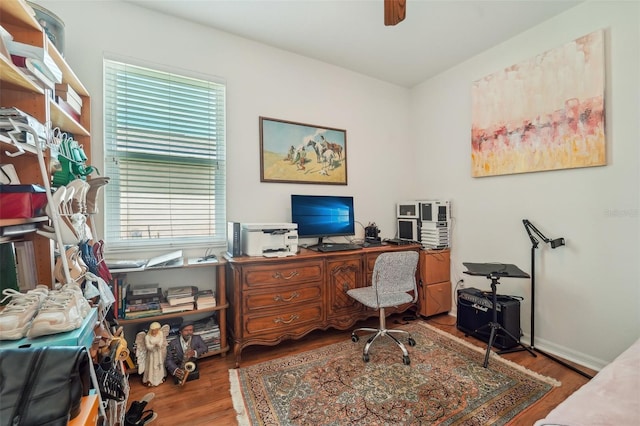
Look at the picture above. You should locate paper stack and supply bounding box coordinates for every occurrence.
[196,289,216,309]
[163,285,197,312]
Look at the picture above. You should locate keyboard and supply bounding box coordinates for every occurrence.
[384,238,414,245]
[316,243,362,252]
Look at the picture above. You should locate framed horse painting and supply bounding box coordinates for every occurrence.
[259,117,348,185]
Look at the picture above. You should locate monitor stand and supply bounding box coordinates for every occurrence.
[306,237,326,251]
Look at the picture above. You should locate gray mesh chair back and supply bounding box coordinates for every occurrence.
[372,251,419,303]
[347,250,419,364]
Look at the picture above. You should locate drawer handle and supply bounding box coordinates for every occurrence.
[274,314,299,324]
[342,283,350,292]
[273,271,299,280]
[274,292,300,302]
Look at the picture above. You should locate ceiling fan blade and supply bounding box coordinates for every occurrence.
[384,0,406,26]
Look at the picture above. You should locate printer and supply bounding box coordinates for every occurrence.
[241,223,299,257]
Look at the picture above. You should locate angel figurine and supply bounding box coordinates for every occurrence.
[135,322,170,387]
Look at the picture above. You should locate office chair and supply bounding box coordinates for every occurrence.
[348,250,419,365]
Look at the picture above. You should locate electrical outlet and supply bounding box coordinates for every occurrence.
[458,279,465,288]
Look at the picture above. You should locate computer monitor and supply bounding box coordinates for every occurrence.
[291,194,355,246]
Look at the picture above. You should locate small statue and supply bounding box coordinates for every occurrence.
[135,322,170,387]
[166,321,208,385]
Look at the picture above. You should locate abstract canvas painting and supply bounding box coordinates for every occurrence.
[471,30,606,177]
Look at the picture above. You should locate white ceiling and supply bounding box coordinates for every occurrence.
[127,0,583,88]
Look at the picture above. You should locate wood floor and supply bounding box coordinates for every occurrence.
[127,313,596,426]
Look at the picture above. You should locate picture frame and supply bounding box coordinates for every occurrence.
[260,117,347,185]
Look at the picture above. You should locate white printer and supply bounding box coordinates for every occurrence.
[241,223,299,257]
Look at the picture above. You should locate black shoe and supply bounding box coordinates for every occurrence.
[124,393,154,425]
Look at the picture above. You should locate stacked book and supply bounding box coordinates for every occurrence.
[161,285,197,314]
[196,289,216,309]
[55,83,83,122]
[124,284,163,319]
[7,40,62,92]
[193,315,221,353]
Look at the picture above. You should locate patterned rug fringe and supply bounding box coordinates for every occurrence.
[229,369,250,426]
[418,322,561,387]
[228,322,561,425]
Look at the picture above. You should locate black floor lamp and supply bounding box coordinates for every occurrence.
[522,219,593,380]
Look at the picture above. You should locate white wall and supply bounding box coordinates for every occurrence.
[411,0,640,369]
[43,0,413,250]
[41,0,639,368]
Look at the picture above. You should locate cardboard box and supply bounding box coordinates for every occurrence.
[0,184,48,219]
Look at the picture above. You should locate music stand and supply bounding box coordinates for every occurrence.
[463,262,536,368]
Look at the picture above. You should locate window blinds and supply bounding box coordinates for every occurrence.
[104,59,226,249]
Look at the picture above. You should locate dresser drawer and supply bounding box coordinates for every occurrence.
[242,261,323,289]
[244,303,323,336]
[245,283,322,312]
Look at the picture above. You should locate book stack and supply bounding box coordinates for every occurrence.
[110,275,127,319]
[124,284,163,319]
[162,285,197,313]
[193,315,221,353]
[195,289,216,309]
[55,83,83,114]
[55,83,83,122]
[7,40,62,89]
[10,54,55,93]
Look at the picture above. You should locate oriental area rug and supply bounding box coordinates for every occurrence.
[229,323,560,425]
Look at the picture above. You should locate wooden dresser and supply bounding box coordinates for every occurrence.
[225,244,421,366]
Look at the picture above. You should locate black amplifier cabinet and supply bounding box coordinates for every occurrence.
[456,287,521,349]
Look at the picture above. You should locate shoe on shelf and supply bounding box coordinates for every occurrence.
[85,177,110,215]
[54,246,88,286]
[26,292,83,338]
[43,186,80,245]
[58,283,92,318]
[0,288,47,340]
[67,179,90,214]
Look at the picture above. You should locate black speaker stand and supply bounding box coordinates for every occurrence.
[463,262,536,368]
[476,274,537,367]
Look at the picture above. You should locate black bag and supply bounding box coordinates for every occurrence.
[0,346,91,426]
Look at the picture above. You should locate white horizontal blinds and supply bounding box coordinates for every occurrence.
[104,59,226,249]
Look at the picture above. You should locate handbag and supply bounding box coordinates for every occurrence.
[0,346,91,426]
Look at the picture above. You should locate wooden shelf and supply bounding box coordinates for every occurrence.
[0,0,41,32]
[0,215,47,227]
[49,99,90,136]
[117,304,229,325]
[0,53,45,93]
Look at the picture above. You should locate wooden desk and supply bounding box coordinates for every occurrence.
[225,244,421,366]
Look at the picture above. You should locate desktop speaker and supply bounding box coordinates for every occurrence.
[456,287,521,349]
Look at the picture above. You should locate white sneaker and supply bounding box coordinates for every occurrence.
[28,285,50,301]
[0,289,45,340]
[27,293,83,338]
[59,283,92,318]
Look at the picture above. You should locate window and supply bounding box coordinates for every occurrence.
[104,59,226,250]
